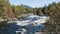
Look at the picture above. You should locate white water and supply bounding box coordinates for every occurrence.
[0,14,49,34]
[11,15,49,26]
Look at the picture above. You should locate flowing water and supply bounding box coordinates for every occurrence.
[0,14,49,34]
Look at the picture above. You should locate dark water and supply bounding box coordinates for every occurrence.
[0,22,45,34]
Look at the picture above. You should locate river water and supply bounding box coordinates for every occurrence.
[0,14,49,34]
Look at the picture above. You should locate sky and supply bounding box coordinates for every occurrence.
[9,0,60,8]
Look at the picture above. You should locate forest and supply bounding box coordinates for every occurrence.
[0,0,60,32]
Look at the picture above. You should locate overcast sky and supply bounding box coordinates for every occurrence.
[9,0,60,8]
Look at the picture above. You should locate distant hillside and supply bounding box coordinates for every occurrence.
[23,5,31,8]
